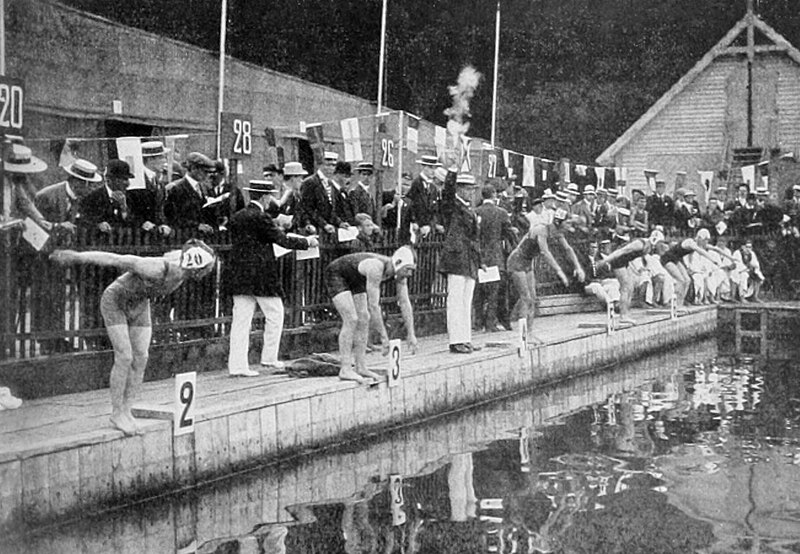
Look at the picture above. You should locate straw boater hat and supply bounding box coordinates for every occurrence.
[417,154,442,167]
[455,173,476,186]
[141,141,169,158]
[323,151,339,163]
[355,161,374,174]
[4,144,47,174]
[542,188,556,200]
[243,179,278,193]
[566,183,579,195]
[282,162,308,177]
[583,185,596,195]
[64,159,102,182]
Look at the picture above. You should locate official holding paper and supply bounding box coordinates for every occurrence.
[223,179,318,377]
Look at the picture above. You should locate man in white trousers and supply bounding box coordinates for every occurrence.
[439,169,482,354]
[222,179,317,377]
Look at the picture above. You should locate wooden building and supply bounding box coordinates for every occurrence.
[596,7,800,198]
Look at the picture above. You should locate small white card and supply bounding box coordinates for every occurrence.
[715,221,727,235]
[22,218,50,251]
[272,243,290,258]
[275,214,293,228]
[337,227,359,242]
[296,245,320,261]
[478,266,501,283]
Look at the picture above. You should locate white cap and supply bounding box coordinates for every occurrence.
[391,246,417,272]
[180,240,216,270]
[649,229,665,244]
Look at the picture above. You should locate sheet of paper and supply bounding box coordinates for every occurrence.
[272,243,290,258]
[715,221,727,235]
[337,227,359,242]
[296,245,320,261]
[202,192,230,209]
[22,217,50,251]
[478,266,501,283]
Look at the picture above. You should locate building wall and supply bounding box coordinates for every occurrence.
[608,53,800,197]
[7,0,375,183]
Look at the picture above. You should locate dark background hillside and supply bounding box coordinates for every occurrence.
[62,0,800,162]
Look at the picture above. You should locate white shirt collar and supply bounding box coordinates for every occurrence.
[249,200,264,212]
[64,181,76,201]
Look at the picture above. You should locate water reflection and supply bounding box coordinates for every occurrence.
[9,339,800,553]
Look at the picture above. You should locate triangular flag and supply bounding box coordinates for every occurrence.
[523,155,535,188]
[575,164,587,176]
[58,138,78,169]
[115,137,146,190]
[340,118,363,162]
[406,115,419,154]
[698,170,714,204]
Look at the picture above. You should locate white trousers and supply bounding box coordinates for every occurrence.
[447,274,475,345]
[228,295,284,371]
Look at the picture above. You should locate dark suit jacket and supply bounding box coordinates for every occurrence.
[300,173,353,230]
[646,194,674,228]
[381,190,414,244]
[80,186,128,229]
[164,177,216,231]
[222,203,309,298]
[407,175,440,227]
[475,201,515,269]
[348,183,375,220]
[439,171,480,279]
[127,174,166,227]
[205,181,245,228]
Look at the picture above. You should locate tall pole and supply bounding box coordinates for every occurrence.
[216,0,228,159]
[377,0,388,114]
[0,0,5,76]
[490,0,501,147]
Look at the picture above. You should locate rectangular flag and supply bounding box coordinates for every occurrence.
[741,165,756,191]
[406,115,419,154]
[115,137,146,190]
[562,160,571,184]
[698,170,714,204]
[643,169,658,193]
[306,124,325,166]
[595,166,605,189]
[340,117,363,162]
[523,155,535,188]
[435,125,447,160]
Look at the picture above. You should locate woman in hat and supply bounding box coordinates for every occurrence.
[50,239,216,435]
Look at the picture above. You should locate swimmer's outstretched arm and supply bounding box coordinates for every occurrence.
[50,250,167,280]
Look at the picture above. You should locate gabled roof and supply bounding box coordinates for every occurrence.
[596,13,800,165]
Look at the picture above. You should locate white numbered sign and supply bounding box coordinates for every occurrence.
[606,303,616,334]
[380,138,395,168]
[0,77,24,133]
[389,474,407,526]
[517,317,528,357]
[220,112,252,158]
[174,372,197,436]
[387,339,402,387]
[670,294,678,320]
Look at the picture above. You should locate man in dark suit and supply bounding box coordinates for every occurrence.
[80,159,134,234]
[380,172,414,244]
[164,151,217,236]
[274,161,314,233]
[223,179,317,376]
[348,161,376,221]
[300,151,352,236]
[473,185,516,332]
[646,179,674,231]
[205,159,245,230]
[34,158,102,353]
[127,140,171,236]
[439,170,482,354]
[407,154,444,239]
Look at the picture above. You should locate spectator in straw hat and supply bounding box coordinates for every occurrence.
[127,140,172,236]
[35,158,102,238]
[276,161,313,233]
[300,151,350,235]
[439,170,482,354]
[348,161,377,221]
[571,184,595,226]
[3,142,52,230]
[223,179,317,378]
[408,154,444,238]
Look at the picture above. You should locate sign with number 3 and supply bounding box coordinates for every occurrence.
[387,339,402,387]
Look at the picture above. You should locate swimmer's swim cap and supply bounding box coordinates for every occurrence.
[180,238,216,270]
[391,246,417,272]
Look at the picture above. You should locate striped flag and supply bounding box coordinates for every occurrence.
[406,115,419,154]
[340,118,363,162]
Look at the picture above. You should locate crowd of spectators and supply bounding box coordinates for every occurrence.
[2,137,798,361]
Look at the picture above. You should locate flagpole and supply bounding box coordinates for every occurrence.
[216,0,228,159]
[490,0,500,147]
[377,0,388,114]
